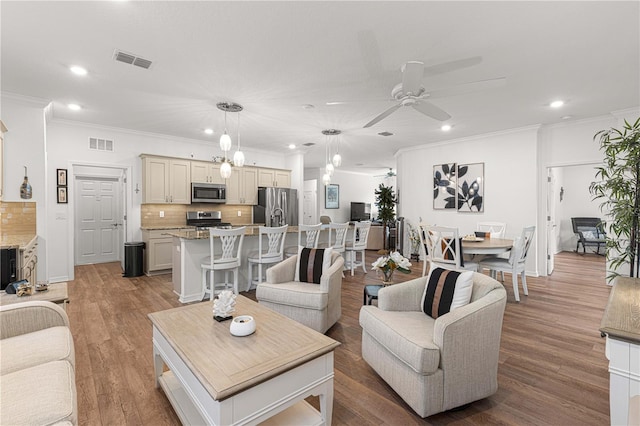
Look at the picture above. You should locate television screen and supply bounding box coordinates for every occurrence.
[350,202,371,221]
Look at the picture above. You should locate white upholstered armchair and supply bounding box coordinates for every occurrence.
[256,251,344,333]
[359,273,507,417]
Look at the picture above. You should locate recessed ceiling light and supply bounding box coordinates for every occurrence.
[70,66,87,76]
[441,124,452,131]
[204,128,214,135]
[550,100,564,108]
[67,103,82,111]
[288,144,296,149]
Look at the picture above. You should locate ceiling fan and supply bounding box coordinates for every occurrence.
[375,168,397,178]
[330,57,506,128]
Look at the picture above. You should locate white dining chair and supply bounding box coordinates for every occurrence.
[417,222,431,276]
[201,227,246,300]
[284,223,322,258]
[345,221,371,275]
[476,222,507,238]
[247,225,288,291]
[425,225,479,272]
[479,225,535,302]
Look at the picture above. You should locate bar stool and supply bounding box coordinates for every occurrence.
[201,227,246,300]
[247,225,288,291]
[345,221,371,275]
[321,222,349,255]
[284,223,322,258]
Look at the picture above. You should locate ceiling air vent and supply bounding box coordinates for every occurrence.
[113,49,153,69]
[89,137,114,152]
[303,142,316,147]
[378,131,394,137]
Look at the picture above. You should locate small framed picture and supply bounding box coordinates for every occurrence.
[57,186,68,204]
[325,184,339,209]
[57,169,67,186]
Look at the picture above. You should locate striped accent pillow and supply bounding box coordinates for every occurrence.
[421,267,474,319]
[294,247,333,284]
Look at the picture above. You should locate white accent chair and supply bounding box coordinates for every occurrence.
[479,225,535,302]
[425,225,479,272]
[284,223,321,258]
[201,227,246,299]
[247,225,288,291]
[345,221,371,276]
[256,251,344,333]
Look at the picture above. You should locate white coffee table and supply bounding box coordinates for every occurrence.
[149,295,340,425]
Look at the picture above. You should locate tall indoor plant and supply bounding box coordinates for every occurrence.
[589,117,640,279]
[375,183,397,253]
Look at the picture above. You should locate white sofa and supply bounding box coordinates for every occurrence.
[359,273,507,417]
[0,301,77,425]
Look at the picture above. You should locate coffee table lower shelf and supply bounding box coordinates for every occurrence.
[159,370,323,426]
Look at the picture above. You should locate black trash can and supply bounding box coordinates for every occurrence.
[123,241,145,277]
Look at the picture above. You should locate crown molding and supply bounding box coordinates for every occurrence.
[1,91,52,108]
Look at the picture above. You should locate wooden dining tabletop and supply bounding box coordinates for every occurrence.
[461,238,513,254]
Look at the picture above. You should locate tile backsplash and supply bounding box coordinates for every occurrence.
[0,201,37,236]
[141,204,253,228]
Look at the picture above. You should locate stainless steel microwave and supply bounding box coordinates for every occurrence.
[191,183,226,203]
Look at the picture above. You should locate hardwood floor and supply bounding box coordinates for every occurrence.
[66,251,610,425]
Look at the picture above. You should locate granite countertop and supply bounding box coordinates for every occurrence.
[166,225,299,240]
[600,276,640,344]
[1,234,37,250]
[140,226,195,231]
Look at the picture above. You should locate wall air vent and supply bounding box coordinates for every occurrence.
[89,137,114,152]
[113,49,153,69]
[303,142,316,147]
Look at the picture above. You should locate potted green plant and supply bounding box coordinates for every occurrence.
[589,117,640,280]
[375,183,397,253]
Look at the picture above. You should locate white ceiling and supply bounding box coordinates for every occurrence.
[2,1,638,175]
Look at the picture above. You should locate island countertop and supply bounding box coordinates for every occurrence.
[165,226,299,240]
[1,233,37,250]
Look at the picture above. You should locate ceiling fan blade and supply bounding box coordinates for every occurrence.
[401,61,424,96]
[326,98,391,106]
[423,56,483,77]
[363,103,402,128]
[412,101,451,121]
[427,77,507,99]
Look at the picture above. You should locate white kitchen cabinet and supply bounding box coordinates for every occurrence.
[258,168,291,188]
[142,229,177,275]
[0,120,6,201]
[141,155,191,204]
[191,161,224,184]
[226,167,258,205]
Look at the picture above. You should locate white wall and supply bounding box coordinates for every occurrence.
[398,126,540,274]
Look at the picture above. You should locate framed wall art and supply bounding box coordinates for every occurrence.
[456,162,484,213]
[325,184,339,209]
[433,163,457,209]
[57,169,67,186]
[57,186,68,204]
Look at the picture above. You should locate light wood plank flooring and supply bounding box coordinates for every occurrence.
[66,251,610,425]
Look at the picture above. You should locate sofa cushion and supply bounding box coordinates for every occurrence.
[0,326,75,375]
[0,360,76,425]
[295,247,332,284]
[257,282,328,310]
[422,268,473,319]
[359,306,440,374]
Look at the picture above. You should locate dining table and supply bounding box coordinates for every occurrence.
[461,237,513,255]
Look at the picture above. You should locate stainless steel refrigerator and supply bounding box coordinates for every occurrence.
[253,187,298,227]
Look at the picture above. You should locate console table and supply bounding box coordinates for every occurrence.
[600,276,640,426]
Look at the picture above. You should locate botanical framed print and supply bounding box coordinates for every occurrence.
[456,162,484,212]
[57,186,68,204]
[433,163,457,209]
[325,184,339,209]
[57,169,67,186]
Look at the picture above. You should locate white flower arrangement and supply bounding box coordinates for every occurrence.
[371,251,412,275]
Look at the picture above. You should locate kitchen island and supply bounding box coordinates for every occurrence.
[166,226,299,303]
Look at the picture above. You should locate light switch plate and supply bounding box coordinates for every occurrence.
[159,211,165,218]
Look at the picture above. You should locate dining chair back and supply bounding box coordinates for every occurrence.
[247,225,288,291]
[476,222,507,238]
[201,227,246,300]
[417,222,431,276]
[425,225,478,272]
[284,223,322,258]
[345,221,371,275]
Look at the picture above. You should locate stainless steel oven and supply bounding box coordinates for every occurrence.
[191,183,226,204]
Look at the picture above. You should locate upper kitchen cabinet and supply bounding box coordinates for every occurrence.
[0,120,6,200]
[191,161,225,185]
[257,168,291,188]
[226,166,258,205]
[141,155,191,204]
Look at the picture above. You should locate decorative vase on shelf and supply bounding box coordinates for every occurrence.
[20,166,32,199]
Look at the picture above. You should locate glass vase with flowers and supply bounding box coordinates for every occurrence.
[371,251,412,285]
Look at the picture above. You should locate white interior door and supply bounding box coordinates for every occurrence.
[75,177,121,265]
[547,169,558,274]
[303,189,317,225]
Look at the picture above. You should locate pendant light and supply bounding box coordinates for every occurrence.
[330,129,343,168]
[220,160,232,179]
[219,110,232,152]
[322,129,341,178]
[322,129,332,185]
[233,108,245,167]
[217,102,243,178]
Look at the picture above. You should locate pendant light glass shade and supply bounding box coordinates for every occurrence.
[325,162,334,176]
[322,173,331,185]
[233,150,245,167]
[219,133,232,152]
[332,153,342,167]
[220,161,232,179]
